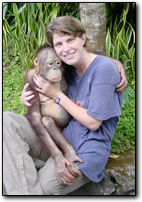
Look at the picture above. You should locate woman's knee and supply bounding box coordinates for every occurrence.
[3,111,15,129]
[38,157,63,195]
[39,178,64,195]
[3,111,12,121]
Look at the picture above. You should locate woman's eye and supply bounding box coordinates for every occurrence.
[68,38,74,43]
[55,43,62,47]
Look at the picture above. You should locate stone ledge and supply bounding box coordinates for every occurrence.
[69,151,135,195]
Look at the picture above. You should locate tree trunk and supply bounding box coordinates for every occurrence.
[79,3,106,53]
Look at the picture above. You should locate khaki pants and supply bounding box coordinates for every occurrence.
[3,112,89,195]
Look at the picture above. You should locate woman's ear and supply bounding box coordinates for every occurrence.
[81,34,87,46]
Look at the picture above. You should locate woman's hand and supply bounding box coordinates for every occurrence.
[64,148,83,177]
[33,74,62,99]
[54,155,77,185]
[115,61,128,93]
[20,83,35,107]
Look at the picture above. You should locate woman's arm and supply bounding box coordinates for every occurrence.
[59,94,102,131]
[20,59,128,107]
[108,58,128,92]
[33,74,102,131]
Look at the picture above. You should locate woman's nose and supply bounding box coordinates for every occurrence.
[63,43,70,52]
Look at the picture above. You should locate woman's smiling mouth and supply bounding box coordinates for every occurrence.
[63,52,76,59]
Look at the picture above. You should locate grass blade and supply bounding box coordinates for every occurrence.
[106,28,111,56]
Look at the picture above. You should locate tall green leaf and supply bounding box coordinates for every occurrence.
[119,37,131,59]
[13,3,21,31]
[131,48,135,75]
[3,3,8,20]
[113,39,120,60]
[106,28,111,56]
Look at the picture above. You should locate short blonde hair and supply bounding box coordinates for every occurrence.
[46,16,89,48]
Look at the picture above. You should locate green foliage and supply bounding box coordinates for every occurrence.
[105,3,135,153]
[111,86,135,154]
[105,3,135,85]
[105,3,135,31]
[3,52,26,115]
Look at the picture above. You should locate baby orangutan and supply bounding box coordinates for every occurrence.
[24,44,82,184]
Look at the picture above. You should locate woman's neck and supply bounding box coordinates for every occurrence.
[75,51,97,76]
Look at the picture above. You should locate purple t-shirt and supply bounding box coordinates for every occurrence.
[62,56,123,183]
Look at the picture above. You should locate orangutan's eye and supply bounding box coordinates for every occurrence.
[56,60,61,66]
[47,62,54,67]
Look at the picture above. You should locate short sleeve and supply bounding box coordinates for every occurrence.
[87,61,122,120]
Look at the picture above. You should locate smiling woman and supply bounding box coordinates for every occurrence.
[3,16,127,195]
[46,17,99,76]
[34,16,124,189]
[53,34,86,68]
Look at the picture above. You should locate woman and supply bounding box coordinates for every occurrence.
[3,16,127,195]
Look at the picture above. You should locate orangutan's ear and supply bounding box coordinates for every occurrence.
[34,58,40,73]
[34,58,39,66]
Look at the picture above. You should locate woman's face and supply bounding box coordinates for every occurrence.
[53,33,86,67]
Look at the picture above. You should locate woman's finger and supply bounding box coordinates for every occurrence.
[67,165,82,177]
[25,94,35,101]
[116,80,124,89]
[33,76,42,89]
[24,83,30,91]
[37,74,47,83]
[35,87,44,93]
[25,90,34,96]
[25,101,32,107]
[75,156,83,163]
[59,175,76,185]
[116,78,128,93]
